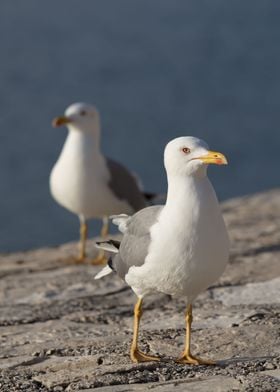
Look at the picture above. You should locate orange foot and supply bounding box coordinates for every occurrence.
[130,348,160,363]
[176,353,215,365]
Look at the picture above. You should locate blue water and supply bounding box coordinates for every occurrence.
[0,0,279,251]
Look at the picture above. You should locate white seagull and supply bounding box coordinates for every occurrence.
[95,136,229,364]
[50,102,148,264]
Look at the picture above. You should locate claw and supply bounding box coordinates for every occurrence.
[177,353,215,365]
[131,348,160,363]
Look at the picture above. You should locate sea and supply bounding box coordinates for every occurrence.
[0,0,279,251]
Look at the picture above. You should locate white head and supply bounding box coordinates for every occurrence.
[164,136,227,178]
[52,102,100,134]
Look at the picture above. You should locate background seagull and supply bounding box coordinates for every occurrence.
[95,136,229,364]
[50,102,149,264]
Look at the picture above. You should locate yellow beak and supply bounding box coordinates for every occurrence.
[195,150,228,165]
[52,116,72,127]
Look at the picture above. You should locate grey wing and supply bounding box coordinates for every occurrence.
[112,205,163,279]
[106,158,147,212]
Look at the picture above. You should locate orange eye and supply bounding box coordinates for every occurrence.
[182,147,191,154]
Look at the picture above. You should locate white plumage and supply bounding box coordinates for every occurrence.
[50,102,147,262]
[126,173,229,300]
[95,136,230,364]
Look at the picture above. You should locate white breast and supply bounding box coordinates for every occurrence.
[50,131,133,219]
[125,177,229,301]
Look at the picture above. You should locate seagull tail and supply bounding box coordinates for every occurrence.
[94,265,113,280]
[95,240,120,253]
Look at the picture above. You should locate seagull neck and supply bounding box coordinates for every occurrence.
[67,126,102,154]
[165,174,208,208]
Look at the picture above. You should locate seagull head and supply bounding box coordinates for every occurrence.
[52,103,100,134]
[164,136,228,177]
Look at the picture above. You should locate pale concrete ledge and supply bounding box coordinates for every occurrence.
[0,189,279,391]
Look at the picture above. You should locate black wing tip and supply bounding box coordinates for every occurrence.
[108,239,121,249]
[108,257,115,272]
[96,240,120,247]
[96,240,116,246]
[96,240,110,245]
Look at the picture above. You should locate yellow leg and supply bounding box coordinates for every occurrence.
[130,298,160,363]
[100,216,109,238]
[77,222,88,262]
[177,304,215,365]
[91,217,109,265]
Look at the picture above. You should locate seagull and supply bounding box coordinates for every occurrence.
[95,136,229,364]
[50,102,148,264]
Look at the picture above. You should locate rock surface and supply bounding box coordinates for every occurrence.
[0,189,279,391]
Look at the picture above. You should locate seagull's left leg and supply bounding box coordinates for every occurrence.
[91,217,109,265]
[130,298,160,363]
[77,216,88,262]
[177,304,215,365]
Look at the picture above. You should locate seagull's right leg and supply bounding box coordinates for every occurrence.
[130,298,160,363]
[77,216,88,262]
